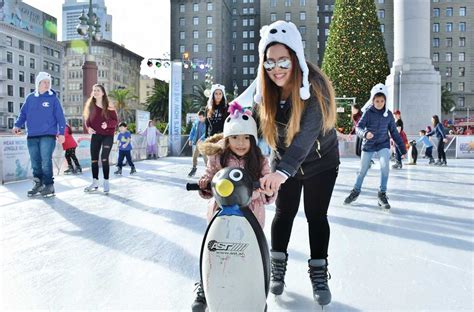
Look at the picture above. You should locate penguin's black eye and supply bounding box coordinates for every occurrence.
[229,169,243,182]
[270,29,277,34]
[242,115,249,120]
[282,29,286,33]
[226,117,231,122]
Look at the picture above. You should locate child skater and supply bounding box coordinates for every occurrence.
[62,124,82,174]
[191,101,276,312]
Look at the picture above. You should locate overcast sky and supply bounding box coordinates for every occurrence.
[23,0,171,80]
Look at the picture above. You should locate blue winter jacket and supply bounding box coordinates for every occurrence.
[15,90,66,137]
[426,123,446,140]
[356,105,406,154]
[189,119,206,145]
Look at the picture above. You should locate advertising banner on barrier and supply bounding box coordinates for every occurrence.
[455,135,474,159]
[136,110,151,134]
[0,137,33,183]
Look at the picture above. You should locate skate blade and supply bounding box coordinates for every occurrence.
[84,188,98,193]
[42,193,56,198]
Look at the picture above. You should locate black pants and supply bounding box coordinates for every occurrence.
[117,150,135,168]
[425,146,433,159]
[90,134,114,180]
[271,166,338,260]
[65,148,80,167]
[355,136,362,157]
[437,139,446,162]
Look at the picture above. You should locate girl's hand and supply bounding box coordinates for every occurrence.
[87,127,96,134]
[366,132,374,140]
[57,135,65,144]
[198,179,208,190]
[258,188,274,197]
[101,122,107,129]
[260,172,287,194]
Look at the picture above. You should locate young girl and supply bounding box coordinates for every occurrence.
[83,84,118,193]
[141,120,162,159]
[62,124,82,174]
[427,115,447,166]
[191,101,276,312]
[205,84,228,137]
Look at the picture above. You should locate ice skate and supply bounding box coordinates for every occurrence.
[27,178,44,197]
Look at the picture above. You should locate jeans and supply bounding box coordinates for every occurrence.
[27,135,57,186]
[353,148,390,193]
[117,150,134,168]
[90,134,114,180]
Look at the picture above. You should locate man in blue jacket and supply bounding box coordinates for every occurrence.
[344,83,406,210]
[187,110,207,177]
[12,72,66,197]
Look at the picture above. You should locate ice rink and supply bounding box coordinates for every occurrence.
[1,157,473,311]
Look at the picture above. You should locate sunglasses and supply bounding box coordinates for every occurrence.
[263,59,292,71]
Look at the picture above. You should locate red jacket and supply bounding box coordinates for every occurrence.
[62,125,77,150]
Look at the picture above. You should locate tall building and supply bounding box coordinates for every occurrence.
[170,0,260,97]
[61,40,143,131]
[0,0,63,132]
[62,0,112,41]
[376,0,473,119]
[261,0,318,65]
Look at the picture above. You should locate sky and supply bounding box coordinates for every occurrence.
[23,0,171,80]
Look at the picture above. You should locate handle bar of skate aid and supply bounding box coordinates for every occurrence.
[186,181,261,191]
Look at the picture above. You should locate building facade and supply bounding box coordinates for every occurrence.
[62,0,112,41]
[61,40,143,130]
[0,1,63,132]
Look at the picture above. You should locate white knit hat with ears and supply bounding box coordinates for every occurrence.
[34,72,53,97]
[361,83,389,117]
[223,101,258,142]
[254,20,310,104]
[207,84,227,108]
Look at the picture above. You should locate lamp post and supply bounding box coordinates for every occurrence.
[76,0,102,132]
[234,84,239,98]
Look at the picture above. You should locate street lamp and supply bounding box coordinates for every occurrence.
[234,84,239,98]
[76,0,102,132]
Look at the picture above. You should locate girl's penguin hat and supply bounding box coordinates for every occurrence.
[361,83,389,117]
[254,20,310,104]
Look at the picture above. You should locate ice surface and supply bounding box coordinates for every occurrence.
[1,157,473,311]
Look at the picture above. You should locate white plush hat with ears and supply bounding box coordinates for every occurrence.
[34,72,53,97]
[223,101,258,142]
[361,83,389,117]
[254,20,310,104]
[207,84,227,108]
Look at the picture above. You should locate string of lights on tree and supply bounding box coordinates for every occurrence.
[322,0,390,109]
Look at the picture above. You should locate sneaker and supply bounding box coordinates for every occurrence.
[191,282,207,312]
[378,192,391,210]
[344,189,360,205]
[270,251,288,295]
[188,167,197,177]
[41,184,55,197]
[130,167,137,175]
[114,168,122,175]
[27,178,44,197]
[103,180,110,193]
[308,259,332,306]
[84,179,99,192]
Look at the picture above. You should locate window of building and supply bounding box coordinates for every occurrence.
[249,7,254,14]
[249,18,255,26]
[285,12,291,21]
[193,44,199,52]
[459,67,465,77]
[285,0,292,6]
[302,40,306,49]
[193,3,199,12]
[250,67,255,75]
[8,101,14,113]
[232,43,236,51]
[207,2,213,11]
[180,4,185,13]
[243,8,248,14]
[243,19,248,26]
[325,16,330,23]
[19,55,24,66]
[8,85,13,96]
[179,18,185,26]
[271,13,277,22]
[433,38,439,47]
[381,24,385,33]
[193,72,199,80]
[207,16,212,24]
[300,12,306,20]
[7,51,12,63]
[378,0,384,3]
[207,30,212,38]
[378,9,385,19]
[446,22,452,32]
[243,55,248,62]
[30,58,35,69]
[433,8,440,17]
[243,43,248,50]
[6,36,12,46]
[446,37,452,47]
[446,52,452,62]
[446,67,452,77]
[299,26,306,35]
[458,97,465,107]
[179,45,185,53]
[19,40,24,50]
[433,23,439,32]
[458,82,464,91]
[233,31,237,39]
[7,68,13,79]
[325,28,329,36]
[459,37,465,47]
[459,7,466,16]
[206,57,212,65]
[243,79,248,87]
[232,8,237,15]
[459,22,466,32]
[193,17,199,25]
[459,52,465,61]
[433,53,439,62]
[249,43,255,50]
[446,7,453,17]
[249,31,255,38]
[19,87,24,98]
[271,0,276,7]
[29,43,35,53]
[193,30,199,39]
[19,71,24,82]
[243,67,248,75]
[243,31,248,38]
[207,44,212,52]
[445,82,452,91]
[180,31,185,40]
[30,73,35,84]
[249,55,255,62]
[233,67,237,75]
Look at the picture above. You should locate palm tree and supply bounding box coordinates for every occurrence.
[109,88,138,122]
[441,86,456,114]
[190,82,209,111]
[146,79,169,121]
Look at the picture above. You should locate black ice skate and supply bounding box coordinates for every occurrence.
[64,165,75,174]
[392,161,402,169]
[191,282,207,312]
[75,165,82,174]
[308,259,332,307]
[378,192,391,210]
[130,166,137,175]
[114,168,122,175]
[270,251,288,295]
[188,167,197,177]
[41,184,55,198]
[27,178,44,197]
[344,189,360,205]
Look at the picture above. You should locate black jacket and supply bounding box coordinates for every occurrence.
[271,93,340,179]
[205,104,228,137]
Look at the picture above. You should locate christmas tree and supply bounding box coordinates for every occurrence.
[322,0,389,133]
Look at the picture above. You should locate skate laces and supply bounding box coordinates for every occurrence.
[378,192,389,204]
[348,190,359,200]
[308,265,331,291]
[271,257,287,282]
[194,282,206,303]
